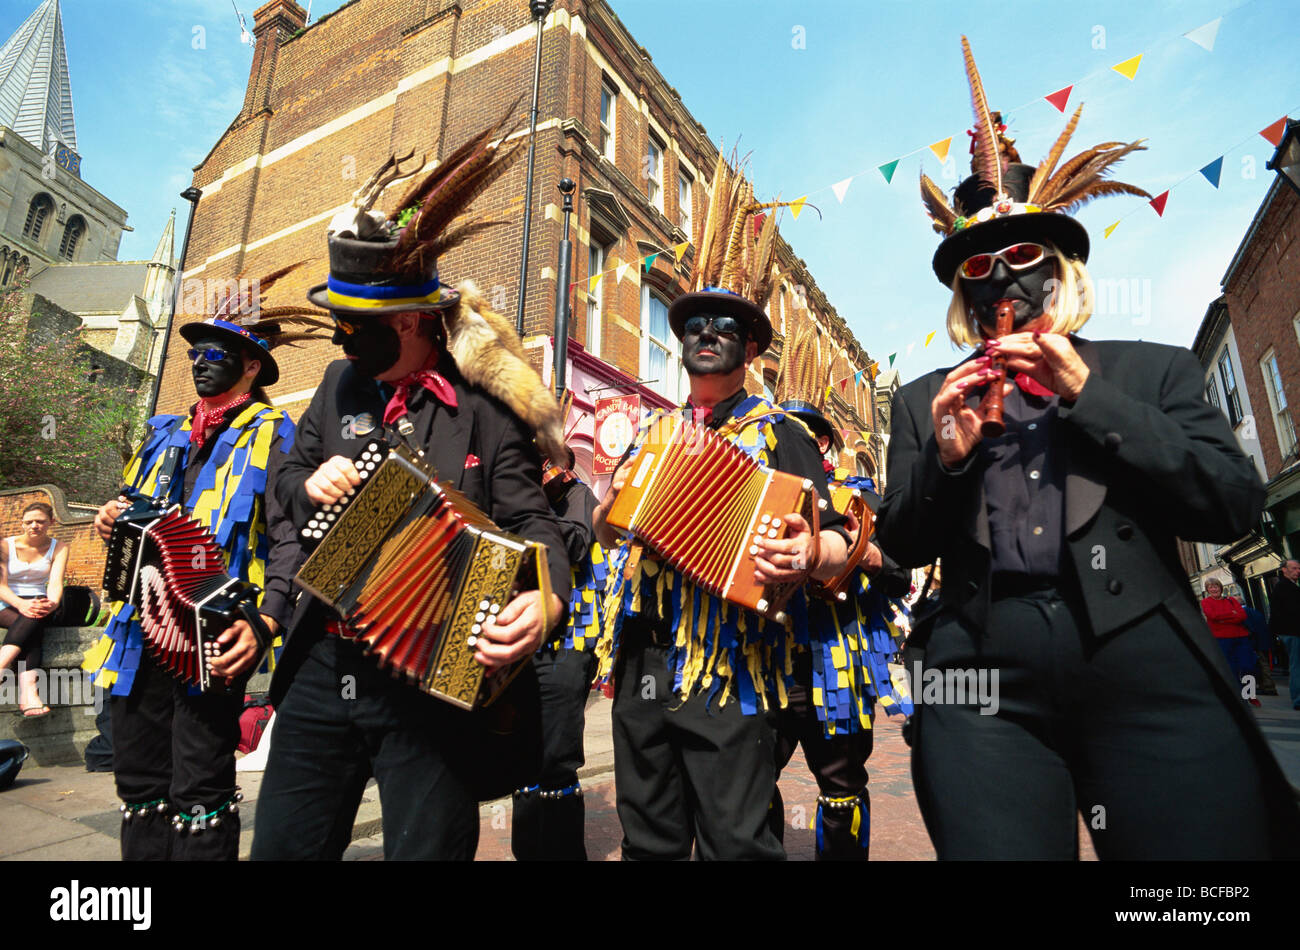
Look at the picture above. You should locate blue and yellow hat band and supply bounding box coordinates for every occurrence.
[210,318,270,351]
[325,275,442,310]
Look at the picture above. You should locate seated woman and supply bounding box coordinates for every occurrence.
[0,502,70,717]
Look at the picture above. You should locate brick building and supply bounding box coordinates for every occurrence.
[1178,133,1300,611]
[159,0,883,490]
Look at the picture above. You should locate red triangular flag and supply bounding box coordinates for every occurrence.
[752,212,767,238]
[1149,191,1170,217]
[1044,85,1073,113]
[1261,116,1289,147]
[839,377,849,393]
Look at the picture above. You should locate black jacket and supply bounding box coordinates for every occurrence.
[1269,575,1300,638]
[267,355,571,705]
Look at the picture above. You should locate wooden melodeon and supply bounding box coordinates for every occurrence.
[606,414,819,622]
[294,439,552,710]
[103,498,266,691]
[812,485,876,602]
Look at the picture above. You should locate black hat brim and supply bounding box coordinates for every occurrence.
[932,212,1089,286]
[179,321,280,387]
[780,400,839,447]
[668,290,773,353]
[306,282,461,317]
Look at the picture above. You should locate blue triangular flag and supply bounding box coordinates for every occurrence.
[1200,156,1223,189]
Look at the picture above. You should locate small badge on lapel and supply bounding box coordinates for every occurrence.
[464,453,481,469]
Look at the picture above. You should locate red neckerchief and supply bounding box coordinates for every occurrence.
[822,458,834,474]
[190,392,251,449]
[382,352,458,426]
[1014,373,1055,399]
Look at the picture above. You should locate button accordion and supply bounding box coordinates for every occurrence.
[294,439,553,710]
[811,485,876,602]
[606,414,821,622]
[103,498,267,691]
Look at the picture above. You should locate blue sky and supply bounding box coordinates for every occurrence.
[13,0,1298,386]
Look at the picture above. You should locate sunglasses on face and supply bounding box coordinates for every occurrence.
[959,242,1048,280]
[331,314,359,336]
[187,347,235,363]
[684,315,743,338]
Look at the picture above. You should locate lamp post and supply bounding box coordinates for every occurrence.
[515,0,553,336]
[146,186,202,418]
[1267,119,1300,199]
[553,178,575,398]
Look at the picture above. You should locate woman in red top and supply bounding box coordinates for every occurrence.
[1200,579,1259,706]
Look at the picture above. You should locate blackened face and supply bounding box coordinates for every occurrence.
[963,257,1058,333]
[190,336,246,398]
[333,317,402,379]
[682,318,749,377]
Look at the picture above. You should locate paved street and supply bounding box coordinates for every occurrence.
[4,680,1298,861]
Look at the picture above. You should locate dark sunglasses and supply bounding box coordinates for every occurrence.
[331,314,359,336]
[187,347,235,363]
[959,242,1048,280]
[684,315,743,338]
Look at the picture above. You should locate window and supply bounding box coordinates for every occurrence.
[642,285,682,403]
[586,239,611,358]
[59,216,85,261]
[23,194,53,242]
[1218,348,1243,428]
[1205,376,1221,411]
[599,81,617,160]
[677,171,693,236]
[1261,349,1297,458]
[646,135,664,211]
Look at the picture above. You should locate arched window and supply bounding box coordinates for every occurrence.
[59,215,85,260]
[0,248,12,287]
[23,194,54,242]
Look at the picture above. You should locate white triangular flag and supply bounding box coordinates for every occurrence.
[831,177,853,203]
[616,261,629,284]
[1184,17,1221,51]
[906,343,915,356]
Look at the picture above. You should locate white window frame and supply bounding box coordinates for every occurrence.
[640,284,681,404]
[646,135,664,212]
[677,171,693,236]
[1260,348,1297,458]
[586,240,610,358]
[599,81,617,161]
[1217,347,1243,428]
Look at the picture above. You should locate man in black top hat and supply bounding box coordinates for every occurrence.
[251,135,571,861]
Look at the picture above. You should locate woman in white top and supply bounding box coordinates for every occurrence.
[0,502,70,717]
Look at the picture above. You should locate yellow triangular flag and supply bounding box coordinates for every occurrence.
[674,241,689,262]
[1111,54,1142,80]
[929,137,953,163]
[1103,221,1119,239]
[790,196,808,220]
[588,272,601,294]
[615,260,629,284]
[924,331,937,348]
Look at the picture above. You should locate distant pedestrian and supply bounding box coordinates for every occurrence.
[1201,580,1257,706]
[1268,561,1300,711]
[1242,604,1277,695]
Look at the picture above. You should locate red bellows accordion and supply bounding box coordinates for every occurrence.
[606,414,820,622]
[103,499,266,691]
[294,440,552,710]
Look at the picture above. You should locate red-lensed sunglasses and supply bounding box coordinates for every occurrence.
[959,242,1047,279]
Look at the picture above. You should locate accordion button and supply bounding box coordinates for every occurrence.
[767,528,779,539]
[326,513,336,522]
[760,514,771,525]
[300,528,311,537]
[467,636,478,647]
[475,612,485,623]
[480,600,490,611]
[489,604,500,615]
[749,546,759,556]
[471,624,482,635]
[312,530,323,539]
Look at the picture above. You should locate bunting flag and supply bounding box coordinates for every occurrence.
[1184,17,1221,52]
[1261,116,1289,147]
[888,352,896,367]
[643,252,658,272]
[588,272,601,294]
[1103,221,1120,239]
[790,196,809,220]
[924,331,936,348]
[868,362,879,381]
[1200,156,1223,188]
[907,343,915,356]
[929,137,953,163]
[878,159,900,184]
[674,241,689,262]
[752,212,767,237]
[1111,53,1143,81]
[840,378,849,394]
[1044,85,1073,113]
[615,261,629,284]
[855,369,864,384]
[831,176,854,203]
[1149,190,1170,216]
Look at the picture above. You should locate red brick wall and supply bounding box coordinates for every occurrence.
[1224,185,1300,480]
[0,487,105,594]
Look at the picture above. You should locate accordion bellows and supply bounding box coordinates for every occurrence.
[295,440,551,710]
[103,501,263,691]
[606,415,818,621]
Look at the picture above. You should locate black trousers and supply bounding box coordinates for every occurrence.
[1,597,70,669]
[913,590,1273,859]
[251,633,479,861]
[612,640,785,861]
[511,647,597,861]
[770,651,874,860]
[111,651,244,861]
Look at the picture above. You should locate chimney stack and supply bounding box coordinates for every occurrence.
[239,0,307,121]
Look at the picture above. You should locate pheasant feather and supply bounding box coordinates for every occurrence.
[1028,104,1084,203]
[962,35,1003,195]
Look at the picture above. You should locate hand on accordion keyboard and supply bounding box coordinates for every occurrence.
[753,512,820,586]
[207,615,278,683]
[304,455,363,506]
[473,590,566,672]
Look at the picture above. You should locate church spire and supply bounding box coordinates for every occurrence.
[151,209,176,269]
[0,0,76,155]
